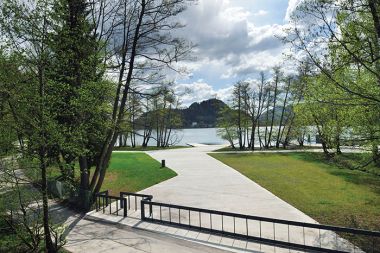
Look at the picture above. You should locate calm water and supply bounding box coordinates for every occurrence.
[117,128,228,146]
[116,127,318,147]
[175,128,228,145]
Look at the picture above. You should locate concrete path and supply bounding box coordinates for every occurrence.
[78,145,357,253]
[64,213,231,253]
[84,209,306,253]
[141,145,315,222]
[51,199,231,253]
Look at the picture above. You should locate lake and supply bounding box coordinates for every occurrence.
[116,128,228,146]
[116,127,318,147]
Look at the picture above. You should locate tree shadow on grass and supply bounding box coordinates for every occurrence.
[294,152,380,195]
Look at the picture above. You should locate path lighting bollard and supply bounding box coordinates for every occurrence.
[161,159,165,168]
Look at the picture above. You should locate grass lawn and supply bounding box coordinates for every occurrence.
[101,152,177,195]
[213,145,321,152]
[24,152,177,196]
[209,152,380,231]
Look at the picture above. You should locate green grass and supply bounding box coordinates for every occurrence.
[21,152,177,196]
[212,145,321,152]
[210,152,380,231]
[329,152,380,176]
[113,145,189,151]
[101,152,177,195]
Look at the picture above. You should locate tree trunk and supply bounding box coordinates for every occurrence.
[276,79,290,148]
[238,91,243,149]
[40,150,56,253]
[372,143,380,167]
[268,80,278,148]
[257,123,263,149]
[250,124,256,151]
[89,0,147,198]
[264,90,270,148]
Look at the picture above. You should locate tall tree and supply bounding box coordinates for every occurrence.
[248,72,267,150]
[0,1,62,250]
[89,0,192,196]
[276,76,291,148]
[284,0,380,162]
[266,67,281,148]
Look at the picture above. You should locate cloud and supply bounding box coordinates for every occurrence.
[166,0,306,106]
[285,0,303,21]
[176,0,287,80]
[253,10,268,16]
[174,80,234,106]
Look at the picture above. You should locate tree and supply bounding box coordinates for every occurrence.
[255,72,269,149]
[294,73,352,156]
[266,67,281,148]
[275,76,291,148]
[47,0,112,208]
[217,107,238,148]
[88,0,192,197]
[284,0,380,163]
[151,85,182,147]
[247,73,266,150]
[0,1,66,250]
[231,81,250,149]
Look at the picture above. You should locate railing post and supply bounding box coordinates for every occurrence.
[105,190,109,206]
[120,192,124,208]
[123,198,127,217]
[149,198,153,217]
[141,200,146,220]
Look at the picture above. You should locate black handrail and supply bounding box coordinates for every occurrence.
[119,191,152,209]
[142,200,380,237]
[141,200,380,253]
[120,191,153,199]
[95,191,127,217]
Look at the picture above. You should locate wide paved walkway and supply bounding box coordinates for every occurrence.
[65,213,231,253]
[141,145,315,222]
[76,145,355,253]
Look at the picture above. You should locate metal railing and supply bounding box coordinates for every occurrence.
[94,191,153,218]
[141,200,380,253]
[95,190,127,217]
[119,191,152,211]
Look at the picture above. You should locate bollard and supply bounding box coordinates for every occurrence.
[161,159,165,168]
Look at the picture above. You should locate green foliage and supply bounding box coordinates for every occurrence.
[285,0,380,161]
[217,106,238,147]
[0,185,44,252]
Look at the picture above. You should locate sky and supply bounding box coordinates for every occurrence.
[171,0,301,106]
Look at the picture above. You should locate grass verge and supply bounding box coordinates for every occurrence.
[101,152,177,195]
[209,152,380,231]
[212,145,321,152]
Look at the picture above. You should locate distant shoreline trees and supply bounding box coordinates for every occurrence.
[217,68,300,150]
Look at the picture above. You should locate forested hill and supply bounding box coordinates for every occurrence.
[179,99,227,128]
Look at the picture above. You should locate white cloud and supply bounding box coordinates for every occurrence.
[174,80,234,106]
[167,0,304,105]
[176,0,287,81]
[285,0,303,21]
[253,10,268,16]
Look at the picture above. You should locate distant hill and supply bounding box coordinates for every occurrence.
[179,99,227,128]
[258,105,293,126]
[178,99,291,128]
[136,98,292,129]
